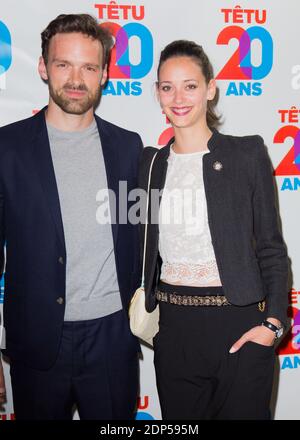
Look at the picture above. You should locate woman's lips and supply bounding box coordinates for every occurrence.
[171,106,192,116]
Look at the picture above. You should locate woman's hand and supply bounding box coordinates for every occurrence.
[229,325,275,354]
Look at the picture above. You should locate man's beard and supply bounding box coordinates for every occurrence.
[48,80,101,115]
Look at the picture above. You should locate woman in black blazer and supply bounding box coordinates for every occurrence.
[140,40,288,420]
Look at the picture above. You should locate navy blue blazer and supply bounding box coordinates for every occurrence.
[0,108,143,369]
[139,131,288,326]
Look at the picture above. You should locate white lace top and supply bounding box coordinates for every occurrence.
[158,146,222,286]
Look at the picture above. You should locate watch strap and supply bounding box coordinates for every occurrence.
[261,320,282,338]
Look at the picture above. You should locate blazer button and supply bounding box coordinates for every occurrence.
[56,297,64,305]
[58,257,64,265]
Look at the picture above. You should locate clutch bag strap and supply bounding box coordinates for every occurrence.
[141,151,158,288]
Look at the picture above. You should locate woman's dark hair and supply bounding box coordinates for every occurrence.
[157,40,221,129]
[41,14,113,68]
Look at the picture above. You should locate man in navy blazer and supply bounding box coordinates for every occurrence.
[0,14,142,419]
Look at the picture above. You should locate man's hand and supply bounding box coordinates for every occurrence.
[0,357,6,408]
[229,325,275,354]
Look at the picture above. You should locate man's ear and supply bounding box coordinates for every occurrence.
[100,64,108,86]
[38,56,48,81]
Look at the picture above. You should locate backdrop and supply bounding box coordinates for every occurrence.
[0,0,299,420]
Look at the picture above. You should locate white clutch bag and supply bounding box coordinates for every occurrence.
[129,287,159,346]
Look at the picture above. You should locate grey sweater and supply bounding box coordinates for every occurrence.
[47,119,122,321]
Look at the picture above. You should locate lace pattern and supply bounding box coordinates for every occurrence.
[158,147,221,286]
[161,261,221,286]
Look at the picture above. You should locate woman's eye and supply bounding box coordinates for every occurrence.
[161,85,172,92]
[186,84,197,90]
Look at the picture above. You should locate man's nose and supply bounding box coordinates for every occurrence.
[69,67,83,86]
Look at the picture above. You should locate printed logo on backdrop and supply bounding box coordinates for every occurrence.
[135,396,155,420]
[274,107,300,191]
[216,6,273,96]
[0,413,15,421]
[0,20,12,90]
[158,113,174,147]
[277,289,300,370]
[291,65,300,90]
[94,2,153,96]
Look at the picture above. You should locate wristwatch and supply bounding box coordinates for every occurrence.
[261,320,284,339]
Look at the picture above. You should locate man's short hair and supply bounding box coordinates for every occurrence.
[41,14,113,67]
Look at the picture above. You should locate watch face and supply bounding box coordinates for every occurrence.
[276,327,284,338]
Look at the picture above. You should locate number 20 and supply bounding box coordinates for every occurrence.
[274,125,300,176]
[216,26,273,80]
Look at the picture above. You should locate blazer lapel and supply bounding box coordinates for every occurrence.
[152,143,171,191]
[148,143,170,223]
[95,116,119,248]
[32,108,66,253]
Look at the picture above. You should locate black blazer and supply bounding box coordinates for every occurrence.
[139,130,288,325]
[0,108,143,369]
